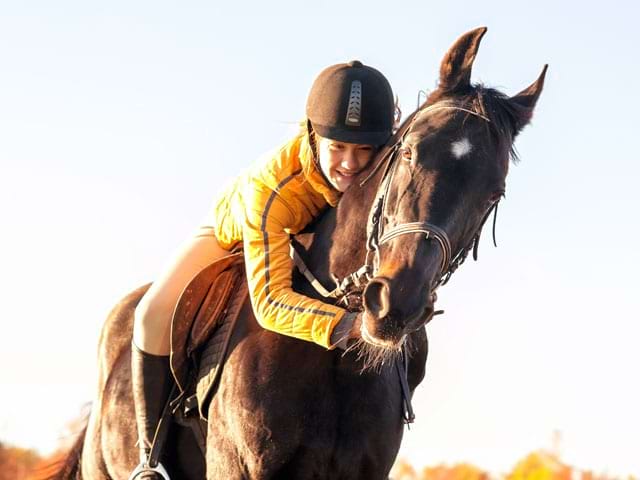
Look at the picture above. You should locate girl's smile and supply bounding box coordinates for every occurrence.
[316,136,375,192]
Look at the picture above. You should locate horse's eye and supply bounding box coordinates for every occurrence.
[401,147,412,161]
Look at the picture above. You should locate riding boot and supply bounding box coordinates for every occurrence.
[129,343,173,480]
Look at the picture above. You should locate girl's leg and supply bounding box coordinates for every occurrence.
[133,226,229,355]
[129,226,228,479]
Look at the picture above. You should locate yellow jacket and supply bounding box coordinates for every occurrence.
[211,132,346,348]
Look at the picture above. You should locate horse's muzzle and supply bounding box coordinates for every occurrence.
[362,276,434,345]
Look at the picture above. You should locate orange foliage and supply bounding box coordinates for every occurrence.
[390,451,635,480]
[506,450,572,480]
[391,459,489,480]
[422,462,489,480]
[577,471,637,480]
[0,442,42,480]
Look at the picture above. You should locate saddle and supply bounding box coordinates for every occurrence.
[169,252,248,419]
[149,250,415,468]
[143,253,248,468]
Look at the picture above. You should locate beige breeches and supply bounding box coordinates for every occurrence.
[132,226,230,355]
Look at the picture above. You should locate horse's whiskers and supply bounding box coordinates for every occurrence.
[345,337,402,373]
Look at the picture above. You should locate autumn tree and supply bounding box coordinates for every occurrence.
[0,441,42,480]
[507,450,572,480]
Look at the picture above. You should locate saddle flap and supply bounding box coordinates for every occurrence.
[170,252,244,392]
[195,274,248,419]
[188,268,237,356]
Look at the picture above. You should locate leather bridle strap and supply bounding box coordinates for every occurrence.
[377,222,452,278]
[290,245,372,302]
[396,343,415,424]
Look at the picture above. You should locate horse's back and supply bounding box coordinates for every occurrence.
[94,284,149,388]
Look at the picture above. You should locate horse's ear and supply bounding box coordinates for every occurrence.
[438,27,488,93]
[510,64,548,135]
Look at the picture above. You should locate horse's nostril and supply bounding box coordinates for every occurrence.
[363,278,391,319]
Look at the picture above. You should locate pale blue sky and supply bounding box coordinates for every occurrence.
[1,0,639,475]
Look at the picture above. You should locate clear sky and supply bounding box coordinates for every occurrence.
[1,0,639,476]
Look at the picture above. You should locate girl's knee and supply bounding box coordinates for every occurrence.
[133,294,173,354]
[133,290,172,336]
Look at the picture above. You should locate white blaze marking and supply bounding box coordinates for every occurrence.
[451,138,472,158]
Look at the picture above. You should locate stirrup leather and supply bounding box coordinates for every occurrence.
[128,459,171,480]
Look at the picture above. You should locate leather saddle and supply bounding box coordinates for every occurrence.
[169,252,248,419]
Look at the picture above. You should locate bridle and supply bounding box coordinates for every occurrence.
[292,101,500,304]
[367,102,501,289]
[289,101,501,426]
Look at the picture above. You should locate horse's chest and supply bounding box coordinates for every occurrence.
[209,338,404,478]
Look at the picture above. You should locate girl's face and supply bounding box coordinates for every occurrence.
[316,136,375,192]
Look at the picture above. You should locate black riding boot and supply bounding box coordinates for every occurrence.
[129,343,173,480]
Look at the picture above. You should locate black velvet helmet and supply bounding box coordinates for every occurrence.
[306,60,394,146]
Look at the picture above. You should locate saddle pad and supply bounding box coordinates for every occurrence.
[195,273,248,419]
[170,252,244,393]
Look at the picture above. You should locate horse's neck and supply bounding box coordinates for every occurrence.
[292,164,428,390]
[296,167,382,286]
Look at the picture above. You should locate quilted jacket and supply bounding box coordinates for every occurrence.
[211,132,347,348]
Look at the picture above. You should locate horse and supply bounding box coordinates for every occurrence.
[48,27,546,480]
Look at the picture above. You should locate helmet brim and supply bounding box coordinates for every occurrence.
[311,122,390,146]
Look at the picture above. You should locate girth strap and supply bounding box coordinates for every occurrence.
[171,393,207,456]
[148,384,178,471]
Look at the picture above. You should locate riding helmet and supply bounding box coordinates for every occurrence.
[306,60,395,146]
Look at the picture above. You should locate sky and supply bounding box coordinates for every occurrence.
[1,0,639,476]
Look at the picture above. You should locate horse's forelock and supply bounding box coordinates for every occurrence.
[471,86,523,163]
[421,85,522,164]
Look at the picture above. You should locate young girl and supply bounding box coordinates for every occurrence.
[129,60,395,479]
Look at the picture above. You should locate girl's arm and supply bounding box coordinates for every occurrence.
[242,182,348,349]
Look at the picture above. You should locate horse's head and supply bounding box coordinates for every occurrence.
[358,27,546,349]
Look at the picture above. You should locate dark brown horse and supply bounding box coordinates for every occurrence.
[49,27,545,479]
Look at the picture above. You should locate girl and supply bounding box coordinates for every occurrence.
[129,60,395,479]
